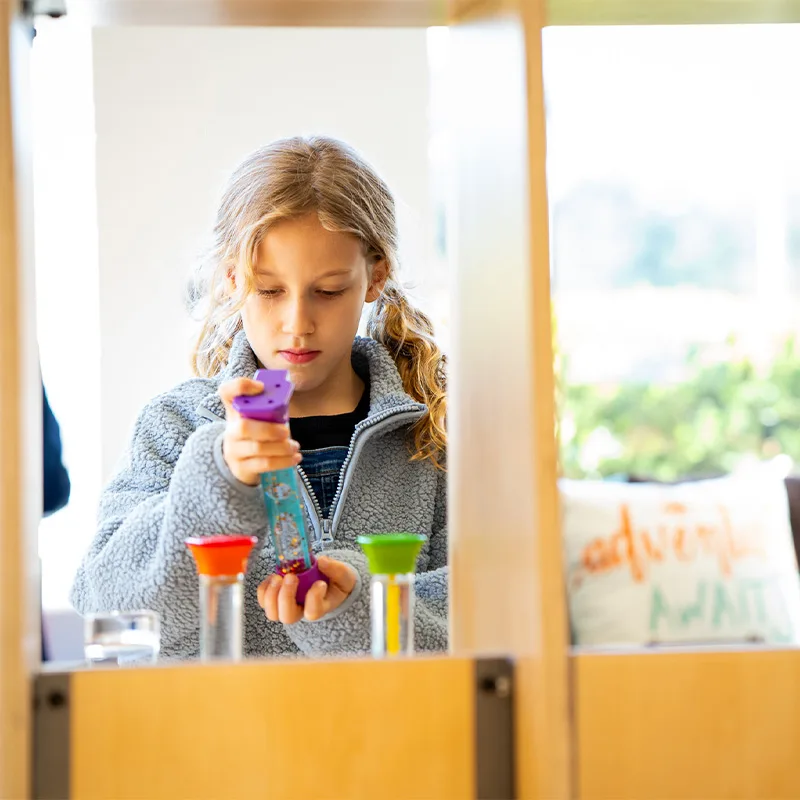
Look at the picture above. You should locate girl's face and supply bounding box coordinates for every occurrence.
[235,213,386,399]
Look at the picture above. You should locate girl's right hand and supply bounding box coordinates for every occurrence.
[218,378,302,487]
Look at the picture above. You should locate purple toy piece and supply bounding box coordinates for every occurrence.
[231,368,293,424]
[294,557,327,605]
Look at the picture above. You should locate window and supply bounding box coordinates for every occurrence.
[545,25,800,480]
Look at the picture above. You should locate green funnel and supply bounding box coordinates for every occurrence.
[357,533,426,575]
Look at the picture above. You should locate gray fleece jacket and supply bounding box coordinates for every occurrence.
[70,331,448,659]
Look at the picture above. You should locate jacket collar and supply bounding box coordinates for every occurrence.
[196,330,425,423]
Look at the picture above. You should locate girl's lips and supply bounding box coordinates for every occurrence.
[279,350,320,365]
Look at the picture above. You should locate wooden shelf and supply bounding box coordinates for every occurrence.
[55,0,800,27]
[64,657,476,799]
[575,647,800,799]
[62,0,448,27]
[547,0,800,25]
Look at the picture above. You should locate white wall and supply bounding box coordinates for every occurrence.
[92,26,431,479]
[34,18,102,614]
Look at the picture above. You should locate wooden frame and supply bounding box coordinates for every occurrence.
[447,1,571,797]
[2,1,799,799]
[61,0,448,26]
[0,2,41,798]
[7,2,570,796]
[448,2,800,799]
[57,0,800,26]
[547,0,800,25]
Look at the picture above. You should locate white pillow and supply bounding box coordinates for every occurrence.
[560,463,800,646]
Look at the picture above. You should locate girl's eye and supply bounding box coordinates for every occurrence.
[318,289,346,298]
[257,289,281,297]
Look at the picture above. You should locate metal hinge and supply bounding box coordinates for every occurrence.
[476,657,516,799]
[33,671,71,800]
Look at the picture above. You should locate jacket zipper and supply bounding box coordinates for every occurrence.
[296,404,423,547]
[296,466,325,544]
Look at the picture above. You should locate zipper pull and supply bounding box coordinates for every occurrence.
[321,518,334,546]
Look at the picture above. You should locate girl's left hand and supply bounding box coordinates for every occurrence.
[257,555,357,624]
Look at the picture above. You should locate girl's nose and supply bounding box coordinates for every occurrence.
[281,297,314,337]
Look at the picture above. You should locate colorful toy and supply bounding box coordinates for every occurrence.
[232,369,328,605]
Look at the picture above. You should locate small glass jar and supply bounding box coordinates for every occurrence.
[186,535,257,661]
[357,534,427,658]
[84,610,160,666]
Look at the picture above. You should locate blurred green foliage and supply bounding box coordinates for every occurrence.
[558,335,800,481]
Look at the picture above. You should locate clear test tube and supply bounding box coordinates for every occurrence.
[260,470,326,604]
[357,534,426,658]
[185,535,257,661]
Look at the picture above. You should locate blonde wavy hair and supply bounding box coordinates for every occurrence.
[187,136,447,468]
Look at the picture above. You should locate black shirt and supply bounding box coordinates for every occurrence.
[290,379,370,451]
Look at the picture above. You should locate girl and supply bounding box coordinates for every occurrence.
[71,136,448,659]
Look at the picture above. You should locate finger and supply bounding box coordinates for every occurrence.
[262,575,283,621]
[317,556,357,593]
[229,418,291,442]
[218,377,264,407]
[256,578,270,609]
[225,436,299,460]
[237,454,303,475]
[278,574,303,624]
[303,581,330,621]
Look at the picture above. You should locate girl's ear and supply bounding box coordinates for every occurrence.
[365,259,388,303]
[225,264,237,294]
